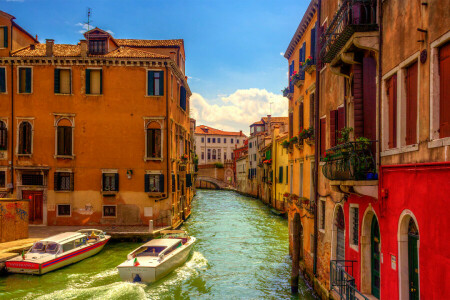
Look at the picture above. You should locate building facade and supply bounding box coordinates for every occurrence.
[0,11,193,228]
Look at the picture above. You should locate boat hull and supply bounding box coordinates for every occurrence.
[118,239,194,283]
[6,238,110,275]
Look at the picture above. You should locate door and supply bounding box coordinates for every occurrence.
[371,217,381,299]
[408,234,419,300]
[22,191,43,224]
[336,207,345,261]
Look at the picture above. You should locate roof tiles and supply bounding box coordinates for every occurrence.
[195,125,246,137]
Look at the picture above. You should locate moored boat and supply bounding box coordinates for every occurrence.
[6,229,110,275]
[117,230,195,283]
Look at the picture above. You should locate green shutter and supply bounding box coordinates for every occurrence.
[54,69,60,94]
[99,69,103,94]
[25,68,31,93]
[279,166,283,183]
[3,27,7,48]
[148,71,154,95]
[159,71,164,96]
[0,68,5,93]
[85,69,91,94]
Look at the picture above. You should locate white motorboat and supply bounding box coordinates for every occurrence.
[6,229,110,275]
[117,230,195,283]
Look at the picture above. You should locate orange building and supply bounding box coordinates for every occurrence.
[0,11,193,228]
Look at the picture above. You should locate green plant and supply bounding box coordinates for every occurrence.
[356,136,370,150]
[214,162,224,168]
[289,136,298,144]
[282,140,290,148]
[338,127,353,144]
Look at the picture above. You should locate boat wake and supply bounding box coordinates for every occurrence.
[68,267,119,288]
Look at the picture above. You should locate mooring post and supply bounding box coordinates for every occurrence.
[291,215,300,294]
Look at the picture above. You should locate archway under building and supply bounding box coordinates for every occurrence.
[331,204,346,262]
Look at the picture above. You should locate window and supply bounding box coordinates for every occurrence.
[349,205,359,247]
[56,121,73,156]
[330,107,345,147]
[299,163,303,197]
[22,173,43,186]
[237,139,240,144]
[201,137,204,143]
[320,118,326,157]
[212,138,216,143]
[279,166,283,183]
[208,138,211,143]
[57,204,71,216]
[310,93,315,128]
[285,166,288,185]
[89,40,106,55]
[231,138,234,144]
[249,142,252,148]
[438,42,450,138]
[299,102,304,132]
[148,71,164,96]
[212,149,217,160]
[18,67,32,94]
[145,173,164,192]
[54,69,71,94]
[180,85,187,110]
[0,121,6,150]
[0,67,6,93]
[103,205,116,217]
[319,199,326,231]
[207,149,211,160]
[218,149,221,160]
[54,172,73,191]
[201,152,204,160]
[18,121,32,155]
[146,122,162,159]
[172,174,176,192]
[0,26,8,49]
[0,170,5,188]
[86,69,102,95]
[218,138,221,143]
[102,173,118,192]
[310,161,315,202]
[224,138,226,143]
[289,111,294,138]
[386,74,397,148]
[405,62,418,145]
[224,152,227,160]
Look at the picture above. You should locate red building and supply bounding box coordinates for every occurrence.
[232,140,248,186]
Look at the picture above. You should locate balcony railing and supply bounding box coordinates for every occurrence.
[330,260,368,300]
[292,70,305,87]
[322,141,377,181]
[320,0,378,63]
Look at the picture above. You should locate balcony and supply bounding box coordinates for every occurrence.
[330,260,368,300]
[320,0,378,65]
[292,71,305,87]
[322,141,378,198]
[301,57,316,74]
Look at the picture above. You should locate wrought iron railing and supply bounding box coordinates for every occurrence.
[320,0,378,63]
[322,141,377,181]
[330,260,368,300]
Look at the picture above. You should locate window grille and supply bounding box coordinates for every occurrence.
[22,174,43,186]
[351,207,359,246]
[57,204,71,216]
[103,205,116,217]
[54,172,73,191]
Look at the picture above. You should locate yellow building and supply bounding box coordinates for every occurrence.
[283,0,318,291]
[271,129,289,212]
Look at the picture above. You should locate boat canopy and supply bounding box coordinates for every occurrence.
[40,232,86,244]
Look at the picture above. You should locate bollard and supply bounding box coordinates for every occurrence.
[149,220,154,233]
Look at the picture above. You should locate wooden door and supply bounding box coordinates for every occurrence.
[22,191,43,224]
[371,217,381,299]
[408,234,419,300]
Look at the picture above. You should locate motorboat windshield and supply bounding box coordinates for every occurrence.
[135,246,167,257]
[29,242,46,253]
[45,242,60,254]
[29,242,60,254]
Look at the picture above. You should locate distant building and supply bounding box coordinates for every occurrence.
[194,125,246,165]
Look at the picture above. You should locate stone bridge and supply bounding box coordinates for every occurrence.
[196,176,230,190]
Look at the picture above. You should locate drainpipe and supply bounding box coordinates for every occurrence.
[377,0,383,181]
[10,24,14,196]
[313,0,322,277]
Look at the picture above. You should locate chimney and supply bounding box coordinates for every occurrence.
[267,115,272,135]
[45,39,54,57]
[240,130,243,136]
[80,40,87,57]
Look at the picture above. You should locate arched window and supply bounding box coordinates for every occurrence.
[0,121,7,150]
[18,121,32,154]
[146,121,161,158]
[56,118,73,156]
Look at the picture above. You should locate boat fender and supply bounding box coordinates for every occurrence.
[133,274,142,283]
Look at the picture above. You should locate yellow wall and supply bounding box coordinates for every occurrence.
[273,135,289,203]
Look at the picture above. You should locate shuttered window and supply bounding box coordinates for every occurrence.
[18,67,32,94]
[0,26,7,48]
[309,92,315,128]
[102,173,119,192]
[18,121,32,154]
[57,126,72,156]
[172,174,176,192]
[286,166,289,185]
[386,74,398,148]
[439,42,450,138]
[145,174,164,193]
[330,110,337,147]
[337,107,345,143]
[0,121,6,150]
[148,71,164,96]
[86,69,102,95]
[310,27,316,62]
[0,67,6,93]
[0,171,5,188]
[289,61,294,92]
[299,102,304,132]
[180,86,187,111]
[320,118,326,157]
[146,128,161,158]
[353,64,363,137]
[279,166,283,183]
[54,69,71,94]
[405,62,418,145]
[186,174,192,187]
[289,112,294,138]
[54,172,74,191]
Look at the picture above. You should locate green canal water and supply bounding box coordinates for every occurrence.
[0,190,315,299]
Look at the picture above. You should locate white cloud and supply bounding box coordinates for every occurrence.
[190,88,288,135]
[280,52,284,56]
[75,23,113,36]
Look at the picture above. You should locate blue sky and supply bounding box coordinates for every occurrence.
[2,0,308,132]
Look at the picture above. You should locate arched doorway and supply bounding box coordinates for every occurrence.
[360,207,381,298]
[398,211,420,300]
[332,205,345,262]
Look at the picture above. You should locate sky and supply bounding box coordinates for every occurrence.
[2,0,309,134]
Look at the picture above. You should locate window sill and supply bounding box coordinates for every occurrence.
[86,94,103,96]
[56,214,71,217]
[17,154,32,157]
[102,216,117,219]
[54,155,75,160]
[144,157,163,161]
[18,93,33,95]
[55,93,73,96]
[54,190,73,193]
[381,144,418,157]
[147,192,165,198]
[101,191,117,196]
[428,137,450,149]
[145,95,164,98]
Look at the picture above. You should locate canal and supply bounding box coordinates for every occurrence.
[0,190,315,299]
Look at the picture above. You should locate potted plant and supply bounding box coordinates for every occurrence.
[282,140,290,149]
[282,87,290,98]
[291,70,305,87]
[302,56,316,74]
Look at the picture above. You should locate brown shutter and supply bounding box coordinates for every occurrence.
[64,126,72,155]
[388,75,398,148]
[146,129,151,157]
[337,107,345,143]
[330,110,337,147]
[363,57,377,141]
[309,93,315,128]
[57,126,64,155]
[25,123,31,154]
[439,42,450,138]
[405,62,418,145]
[320,118,326,157]
[289,112,294,138]
[299,102,304,132]
[353,64,364,138]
